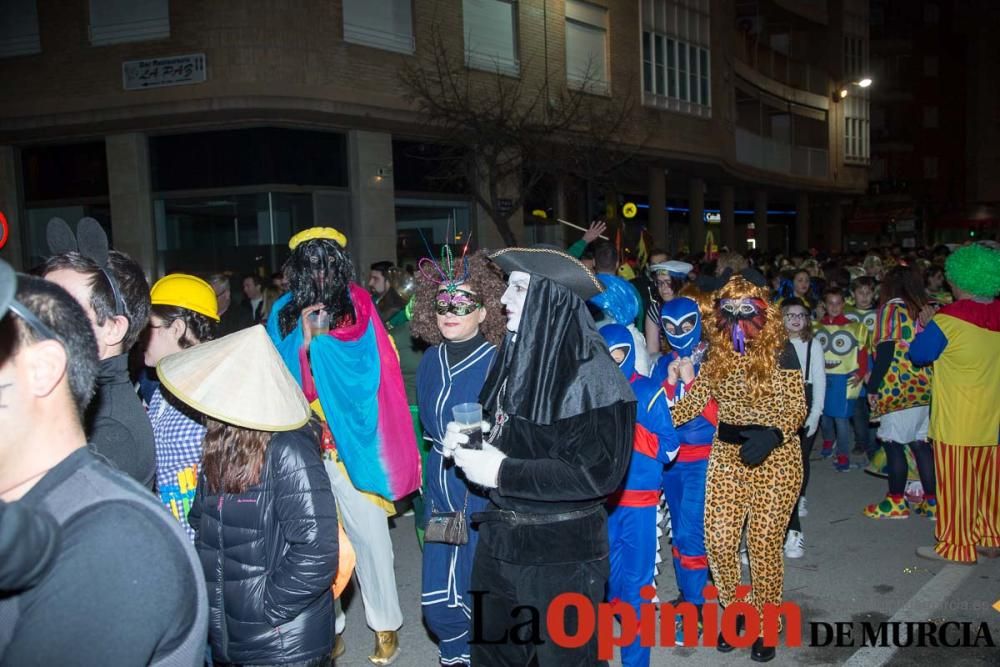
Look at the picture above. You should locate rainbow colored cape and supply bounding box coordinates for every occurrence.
[267,284,420,501]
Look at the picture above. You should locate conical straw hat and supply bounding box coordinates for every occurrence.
[157,325,310,432]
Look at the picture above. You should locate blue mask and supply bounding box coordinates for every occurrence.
[591,274,640,326]
[599,323,635,379]
[660,297,702,358]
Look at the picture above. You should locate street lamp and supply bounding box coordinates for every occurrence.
[833,77,873,101]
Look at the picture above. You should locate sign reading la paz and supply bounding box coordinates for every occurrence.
[123,54,207,91]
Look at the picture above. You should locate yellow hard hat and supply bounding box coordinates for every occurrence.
[150,274,220,321]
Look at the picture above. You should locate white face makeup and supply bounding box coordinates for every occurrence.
[500,271,531,333]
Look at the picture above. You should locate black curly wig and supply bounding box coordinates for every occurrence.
[278,238,356,337]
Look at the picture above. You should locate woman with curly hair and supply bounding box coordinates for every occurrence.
[411,248,506,667]
[667,269,806,662]
[144,274,219,539]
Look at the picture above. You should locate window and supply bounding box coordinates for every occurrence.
[843,8,869,163]
[924,2,940,24]
[641,0,711,117]
[923,55,938,77]
[463,0,518,75]
[0,0,41,58]
[89,0,169,46]
[923,106,938,128]
[923,156,938,179]
[343,0,414,54]
[565,0,608,92]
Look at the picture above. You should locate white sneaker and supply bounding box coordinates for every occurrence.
[798,496,808,517]
[784,530,805,559]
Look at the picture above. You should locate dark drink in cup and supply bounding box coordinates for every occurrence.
[460,424,483,450]
[452,402,484,450]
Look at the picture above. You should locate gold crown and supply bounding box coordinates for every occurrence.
[288,227,347,250]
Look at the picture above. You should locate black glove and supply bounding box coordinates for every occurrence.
[739,428,783,466]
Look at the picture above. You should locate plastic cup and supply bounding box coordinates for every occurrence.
[308,309,330,335]
[452,402,483,450]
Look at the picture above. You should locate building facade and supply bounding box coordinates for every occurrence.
[0,0,870,279]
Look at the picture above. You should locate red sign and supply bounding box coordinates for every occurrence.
[0,212,8,250]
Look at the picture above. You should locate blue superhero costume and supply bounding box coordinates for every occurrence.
[601,324,679,667]
[656,298,717,609]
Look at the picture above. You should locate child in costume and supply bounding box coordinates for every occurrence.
[845,276,879,461]
[863,265,936,521]
[411,248,507,667]
[816,287,870,470]
[266,227,420,665]
[654,296,717,635]
[667,269,806,663]
[910,243,1000,563]
[600,324,679,665]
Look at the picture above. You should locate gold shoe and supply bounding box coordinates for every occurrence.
[332,634,346,660]
[368,630,400,665]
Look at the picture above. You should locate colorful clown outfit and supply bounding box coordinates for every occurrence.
[267,228,420,662]
[417,339,495,665]
[909,244,1000,563]
[600,324,679,667]
[863,298,936,520]
[653,297,716,614]
[668,271,806,661]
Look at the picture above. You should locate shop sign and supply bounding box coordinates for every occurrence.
[123,54,207,90]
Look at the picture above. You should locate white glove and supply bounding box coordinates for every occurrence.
[441,421,491,459]
[804,413,820,438]
[452,441,506,489]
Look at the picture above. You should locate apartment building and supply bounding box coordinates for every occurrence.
[0,0,870,278]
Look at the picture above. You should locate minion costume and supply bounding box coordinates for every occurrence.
[815,314,870,468]
[910,244,1000,563]
[600,324,679,666]
[267,227,420,664]
[653,297,717,618]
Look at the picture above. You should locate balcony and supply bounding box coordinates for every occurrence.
[733,29,829,97]
[735,128,829,179]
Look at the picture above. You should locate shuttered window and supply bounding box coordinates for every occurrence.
[565,0,608,92]
[0,0,41,58]
[463,0,519,75]
[343,0,414,54]
[89,0,169,46]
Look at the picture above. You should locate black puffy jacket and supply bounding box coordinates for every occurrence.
[188,425,339,665]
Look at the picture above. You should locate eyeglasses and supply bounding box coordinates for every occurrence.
[783,313,808,320]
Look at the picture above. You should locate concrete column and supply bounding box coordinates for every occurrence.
[106,134,156,279]
[348,130,397,278]
[720,185,736,252]
[829,199,843,253]
[688,178,706,255]
[795,192,811,252]
[647,166,667,250]
[0,146,24,270]
[754,189,769,252]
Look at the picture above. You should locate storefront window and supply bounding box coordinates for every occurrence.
[395,198,472,271]
[154,192,318,276]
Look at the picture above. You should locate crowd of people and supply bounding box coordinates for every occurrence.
[0,214,997,667]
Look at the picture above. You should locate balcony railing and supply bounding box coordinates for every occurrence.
[735,128,829,179]
[733,30,829,97]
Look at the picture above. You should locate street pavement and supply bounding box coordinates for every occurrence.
[337,447,1000,666]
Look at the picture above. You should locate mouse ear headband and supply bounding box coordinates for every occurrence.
[46,216,125,317]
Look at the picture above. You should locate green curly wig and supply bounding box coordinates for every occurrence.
[945,243,1000,298]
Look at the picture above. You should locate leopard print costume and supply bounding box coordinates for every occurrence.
[671,350,806,620]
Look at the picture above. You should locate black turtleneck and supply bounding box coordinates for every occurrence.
[86,354,157,490]
[445,331,487,367]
